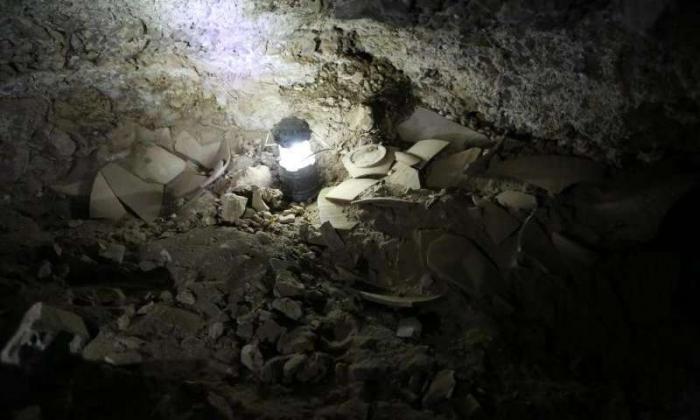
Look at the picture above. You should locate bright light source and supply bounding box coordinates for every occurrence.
[278,140,315,172]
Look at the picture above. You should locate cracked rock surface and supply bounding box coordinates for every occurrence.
[2,0,699,205]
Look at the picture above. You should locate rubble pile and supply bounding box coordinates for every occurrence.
[1,103,699,419]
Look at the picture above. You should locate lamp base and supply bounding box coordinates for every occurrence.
[280,164,320,202]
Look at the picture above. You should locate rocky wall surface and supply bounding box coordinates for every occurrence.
[1,0,698,202]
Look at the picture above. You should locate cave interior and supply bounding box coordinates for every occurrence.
[1,1,700,419]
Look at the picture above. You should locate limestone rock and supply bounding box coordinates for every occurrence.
[252,188,270,212]
[258,320,285,346]
[37,261,52,279]
[422,369,456,407]
[283,353,307,382]
[241,343,264,373]
[495,190,537,211]
[99,243,126,264]
[208,321,224,341]
[48,129,76,158]
[127,304,204,336]
[278,213,295,224]
[277,327,316,354]
[1,302,89,366]
[105,351,143,366]
[296,352,331,383]
[274,271,306,298]
[220,193,248,222]
[108,120,137,152]
[346,104,373,132]
[272,297,303,321]
[396,317,422,339]
[235,165,273,189]
[260,355,289,384]
[405,139,449,166]
[176,289,196,305]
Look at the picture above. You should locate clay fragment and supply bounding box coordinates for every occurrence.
[356,290,442,308]
[397,107,491,147]
[101,163,163,222]
[386,162,421,190]
[405,139,449,165]
[496,190,537,210]
[318,187,357,230]
[488,155,604,194]
[326,178,380,202]
[426,148,482,188]
[90,171,127,221]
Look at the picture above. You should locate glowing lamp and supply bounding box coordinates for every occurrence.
[278,139,315,172]
[272,117,320,201]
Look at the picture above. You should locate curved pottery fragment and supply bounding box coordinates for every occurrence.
[427,233,500,298]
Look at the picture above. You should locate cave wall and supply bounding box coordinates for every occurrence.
[1,0,698,202]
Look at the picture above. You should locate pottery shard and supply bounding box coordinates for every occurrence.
[386,162,421,190]
[426,148,482,188]
[488,155,604,194]
[395,151,422,167]
[125,144,186,184]
[174,130,221,169]
[90,171,127,221]
[99,243,126,264]
[325,178,379,202]
[480,200,520,244]
[136,126,173,150]
[342,149,395,178]
[166,166,207,198]
[427,234,500,297]
[397,107,491,148]
[405,139,449,165]
[101,163,163,222]
[318,187,358,230]
[357,291,442,308]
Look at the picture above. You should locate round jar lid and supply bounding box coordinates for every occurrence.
[349,144,387,168]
